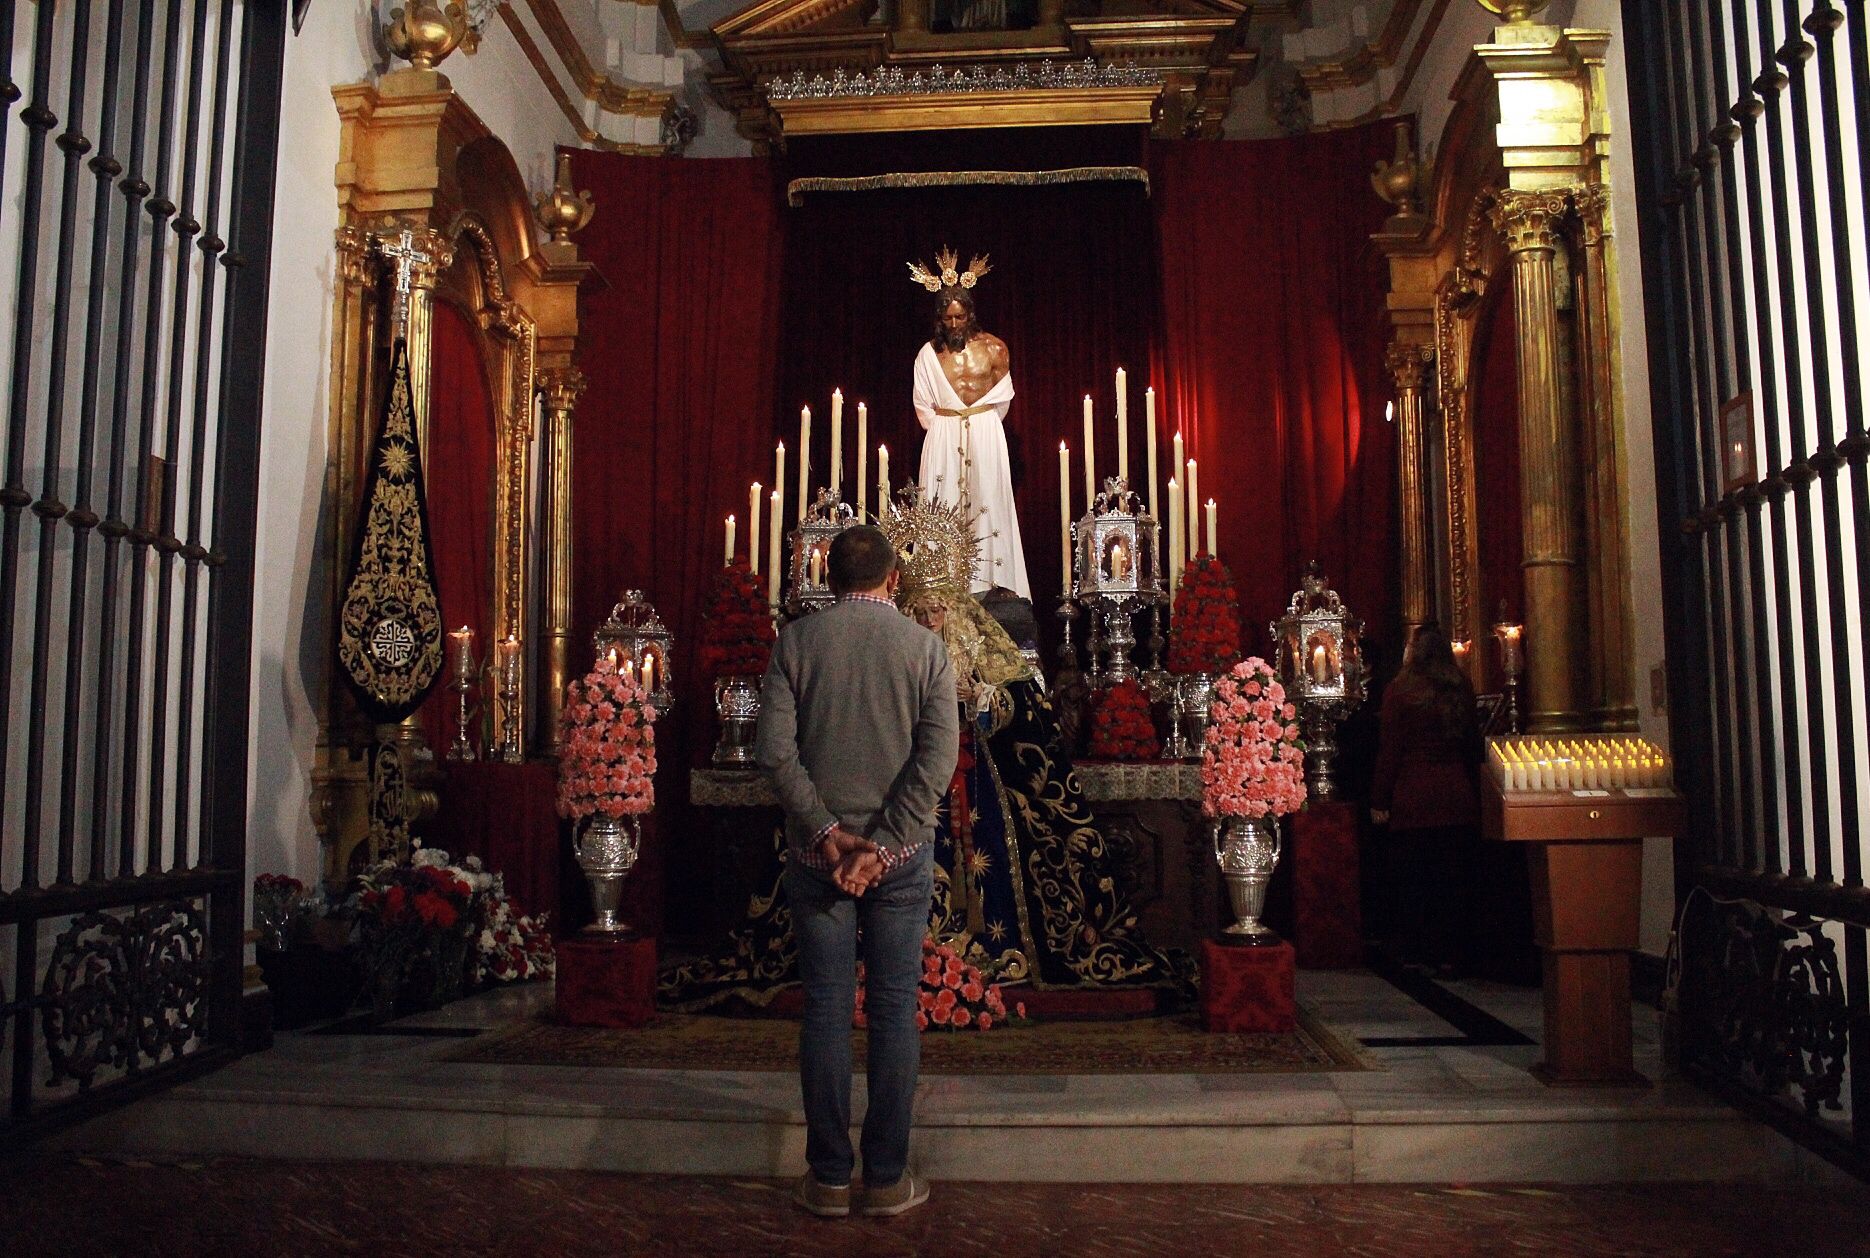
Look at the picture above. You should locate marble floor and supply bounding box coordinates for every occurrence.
[46,969,1851,1186]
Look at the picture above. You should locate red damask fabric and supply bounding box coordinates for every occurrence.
[1200,938,1296,1033]
[556,936,659,1029]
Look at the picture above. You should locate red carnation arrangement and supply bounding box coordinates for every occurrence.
[1086,677,1161,761]
[1168,554,1243,675]
[696,561,775,680]
[855,938,1027,1032]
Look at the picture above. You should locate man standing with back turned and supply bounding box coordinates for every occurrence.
[755,525,959,1219]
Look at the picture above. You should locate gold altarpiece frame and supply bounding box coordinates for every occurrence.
[316,68,592,880]
[1372,16,1636,734]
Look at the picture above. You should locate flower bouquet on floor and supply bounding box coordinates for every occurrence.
[1200,657,1306,943]
[557,661,657,935]
[353,844,491,1018]
[855,938,1029,1033]
[697,562,774,768]
[1085,677,1163,761]
[474,880,556,984]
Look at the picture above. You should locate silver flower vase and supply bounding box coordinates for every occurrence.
[1213,814,1283,943]
[711,675,760,767]
[577,813,643,936]
[1179,672,1217,762]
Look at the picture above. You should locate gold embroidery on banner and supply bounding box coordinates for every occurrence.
[786,167,1150,208]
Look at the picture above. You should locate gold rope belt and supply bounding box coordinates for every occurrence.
[935,403,996,418]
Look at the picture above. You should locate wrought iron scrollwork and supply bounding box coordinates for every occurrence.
[39,901,207,1091]
[1677,896,1848,1119]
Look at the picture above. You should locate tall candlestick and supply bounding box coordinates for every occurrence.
[1171,432,1184,522]
[1185,458,1199,556]
[724,514,735,566]
[774,442,785,523]
[1058,442,1072,590]
[877,444,889,519]
[1145,387,1159,523]
[1205,498,1217,558]
[1167,477,1183,597]
[1115,367,1129,486]
[798,407,811,521]
[1082,395,1096,505]
[749,482,762,574]
[830,389,843,496]
[449,625,474,683]
[856,402,868,518]
[768,489,782,608]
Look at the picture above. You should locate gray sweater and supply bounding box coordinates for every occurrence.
[754,597,960,857]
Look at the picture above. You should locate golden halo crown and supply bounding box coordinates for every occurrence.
[880,484,980,606]
[907,245,991,296]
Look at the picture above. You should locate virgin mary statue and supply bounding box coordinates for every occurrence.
[660,490,1184,1011]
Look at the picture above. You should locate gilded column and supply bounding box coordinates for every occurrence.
[1386,341,1436,639]
[898,0,930,31]
[1492,188,1585,731]
[396,225,454,460]
[1570,184,1638,729]
[538,366,585,756]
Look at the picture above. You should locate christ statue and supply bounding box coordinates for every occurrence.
[909,249,1031,601]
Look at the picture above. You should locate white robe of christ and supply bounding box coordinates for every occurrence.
[912,341,1032,600]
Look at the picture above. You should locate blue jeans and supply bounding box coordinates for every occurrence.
[785,846,932,1188]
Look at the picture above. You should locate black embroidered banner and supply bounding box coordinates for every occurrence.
[337,339,444,723]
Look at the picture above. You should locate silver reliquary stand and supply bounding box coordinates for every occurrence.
[1270,561,1366,799]
[1069,476,1166,687]
[785,487,859,619]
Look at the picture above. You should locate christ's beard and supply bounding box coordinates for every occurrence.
[940,328,968,351]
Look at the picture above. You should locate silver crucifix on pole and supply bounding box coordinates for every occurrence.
[376,227,430,339]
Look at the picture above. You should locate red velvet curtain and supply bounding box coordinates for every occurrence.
[420,299,497,751]
[1471,284,1523,690]
[568,152,785,936]
[1150,126,1401,651]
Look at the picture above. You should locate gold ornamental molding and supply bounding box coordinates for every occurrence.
[706,0,1256,148]
[772,85,1163,136]
[495,0,686,154]
[785,164,1149,205]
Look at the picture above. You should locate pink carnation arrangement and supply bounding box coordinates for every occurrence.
[556,662,658,820]
[1200,656,1307,820]
[854,938,1028,1033]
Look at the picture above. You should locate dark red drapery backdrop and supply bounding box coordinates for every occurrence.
[552,125,1400,937]
[1150,127,1400,652]
[420,299,497,752]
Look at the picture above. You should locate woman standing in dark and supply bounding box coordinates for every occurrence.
[1369,624,1483,976]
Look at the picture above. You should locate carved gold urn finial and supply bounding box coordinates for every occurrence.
[1370,121,1422,220]
[1475,0,1551,23]
[386,2,469,71]
[535,152,596,246]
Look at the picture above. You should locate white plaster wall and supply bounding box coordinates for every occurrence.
[247,13,579,884]
[1396,3,1677,957]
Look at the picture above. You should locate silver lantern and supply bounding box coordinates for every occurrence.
[593,590,675,715]
[1270,561,1366,799]
[1071,476,1165,687]
[786,487,860,619]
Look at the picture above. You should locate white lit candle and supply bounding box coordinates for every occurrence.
[798,405,811,521]
[1185,458,1199,556]
[768,489,782,608]
[830,388,843,496]
[449,625,473,684]
[643,653,656,695]
[1310,642,1330,683]
[1082,395,1096,505]
[1115,366,1129,485]
[1058,442,1072,589]
[856,402,867,518]
[1205,498,1217,558]
[1167,476,1183,597]
[749,483,762,575]
[724,514,735,566]
[877,444,889,519]
[774,442,786,522]
[1145,387,1159,523]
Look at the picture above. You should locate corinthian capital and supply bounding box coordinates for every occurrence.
[1489,188,1572,255]
[1384,341,1434,392]
[540,366,587,414]
[1570,184,1612,247]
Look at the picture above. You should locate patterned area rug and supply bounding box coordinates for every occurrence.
[444,1005,1375,1074]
